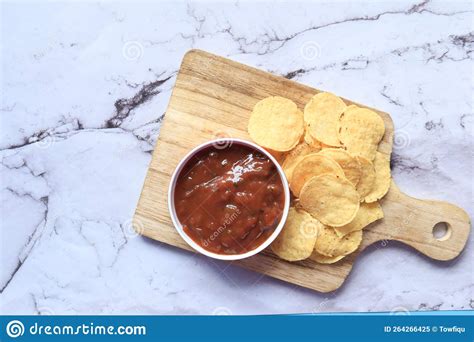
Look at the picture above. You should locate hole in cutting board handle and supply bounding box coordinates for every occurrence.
[432,222,452,241]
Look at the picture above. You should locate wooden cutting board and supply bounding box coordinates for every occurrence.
[133,50,471,292]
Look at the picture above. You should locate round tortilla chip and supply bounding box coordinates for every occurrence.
[365,151,391,203]
[290,154,345,197]
[338,106,385,160]
[271,207,321,261]
[309,250,345,264]
[314,225,362,257]
[248,96,304,151]
[355,156,376,200]
[303,125,323,150]
[304,92,346,147]
[318,148,361,186]
[282,142,319,183]
[334,201,384,237]
[299,174,360,227]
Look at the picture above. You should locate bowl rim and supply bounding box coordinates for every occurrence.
[167,138,290,261]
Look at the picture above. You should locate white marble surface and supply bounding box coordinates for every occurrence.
[1,0,473,315]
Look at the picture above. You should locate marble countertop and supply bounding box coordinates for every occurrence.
[1,1,472,315]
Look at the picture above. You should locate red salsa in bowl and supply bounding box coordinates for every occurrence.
[169,139,289,259]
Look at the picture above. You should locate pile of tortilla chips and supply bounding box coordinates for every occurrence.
[248,93,390,264]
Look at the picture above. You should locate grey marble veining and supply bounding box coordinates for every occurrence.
[0,0,472,314]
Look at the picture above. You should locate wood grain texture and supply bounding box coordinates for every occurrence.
[134,50,471,292]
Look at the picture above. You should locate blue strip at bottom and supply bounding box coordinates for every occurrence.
[1,313,473,341]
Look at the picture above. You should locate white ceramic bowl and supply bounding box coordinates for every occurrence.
[168,138,290,260]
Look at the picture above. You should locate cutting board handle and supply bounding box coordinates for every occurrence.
[378,181,471,261]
